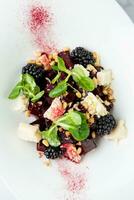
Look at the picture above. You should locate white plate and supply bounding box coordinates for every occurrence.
[0,0,134,199]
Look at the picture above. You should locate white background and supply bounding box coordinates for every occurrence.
[0,0,133,199]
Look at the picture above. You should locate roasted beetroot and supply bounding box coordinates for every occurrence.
[58,50,74,69]
[81,139,97,154]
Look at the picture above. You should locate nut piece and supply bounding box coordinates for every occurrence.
[91,131,96,139]
[28,59,36,64]
[87,64,97,73]
[25,110,31,117]
[88,116,95,125]
[93,77,98,87]
[77,147,82,155]
[44,159,51,167]
[65,131,71,137]
[52,53,58,62]
[93,52,100,66]
[63,101,68,109]
[76,92,82,98]
[42,139,49,147]
[59,127,63,132]
[76,142,82,146]
[63,47,70,51]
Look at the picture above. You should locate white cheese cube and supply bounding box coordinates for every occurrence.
[81,92,108,117]
[18,123,41,143]
[97,70,113,86]
[13,95,29,112]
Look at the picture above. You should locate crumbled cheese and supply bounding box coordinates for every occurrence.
[81,92,108,117]
[74,64,89,77]
[97,70,113,86]
[105,120,127,142]
[18,123,41,142]
[44,97,65,121]
[13,95,29,112]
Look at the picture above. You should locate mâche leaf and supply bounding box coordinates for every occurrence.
[8,82,23,99]
[49,80,67,98]
[41,126,60,147]
[72,65,95,91]
[8,74,44,102]
[31,91,44,103]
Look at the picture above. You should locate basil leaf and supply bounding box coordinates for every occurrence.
[49,80,67,98]
[8,82,22,99]
[57,57,67,72]
[31,91,44,102]
[71,113,89,141]
[42,126,60,147]
[76,77,95,91]
[51,72,61,84]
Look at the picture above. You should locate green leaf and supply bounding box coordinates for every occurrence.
[51,72,61,84]
[8,82,22,99]
[71,113,90,141]
[72,65,95,91]
[52,65,59,71]
[31,91,44,102]
[56,111,89,141]
[57,57,67,72]
[41,126,60,147]
[49,80,67,98]
[22,74,36,90]
[72,64,89,78]
[77,77,95,91]
[33,85,40,94]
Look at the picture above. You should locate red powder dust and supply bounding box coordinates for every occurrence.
[24,3,57,53]
[57,159,87,198]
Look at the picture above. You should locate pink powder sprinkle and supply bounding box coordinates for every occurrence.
[57,159,87,197]
[23,2,57,53]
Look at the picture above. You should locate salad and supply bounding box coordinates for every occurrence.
[8,47,127,163]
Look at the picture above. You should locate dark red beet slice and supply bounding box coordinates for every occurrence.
[58,132,77,144]
[58,51,74,69]
[31,118,52,131]
[37,140,46,152]
[81,139,97,154]
[28,101,46,118]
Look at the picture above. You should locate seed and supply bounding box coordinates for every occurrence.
[52,53,58,62]
[104,100,111,106]
[59,127,63,132]
[28,59,36,64]
[103,88,108,95]
[68,102,73,107]
[34,51,41,58]
[63,47,70,51]
[86,112,90,119]
[82,90,86,97]
[42,140,49,147]
[49,54,53,60]
[65,131,71,137]
[108,95,114,100]
[36,60,42,66]
[87,64,97,72]
[50,61,55,66]
[44,159,51,166]
[92,131,96,139]
[77,147,82,155]
[93,52,100,66]
[63,102,68,109]
[93,77,98,87]
[76,142,81,146]
[25,110,31,117]
[89,116,95,125]
[76,92,82,98]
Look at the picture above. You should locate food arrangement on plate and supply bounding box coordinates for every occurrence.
[8,47,127,163]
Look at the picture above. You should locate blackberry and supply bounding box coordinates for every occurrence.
[96,114,116,136]
[70,47,95,67]
[22,63,45,85]
[44,146,65,159]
